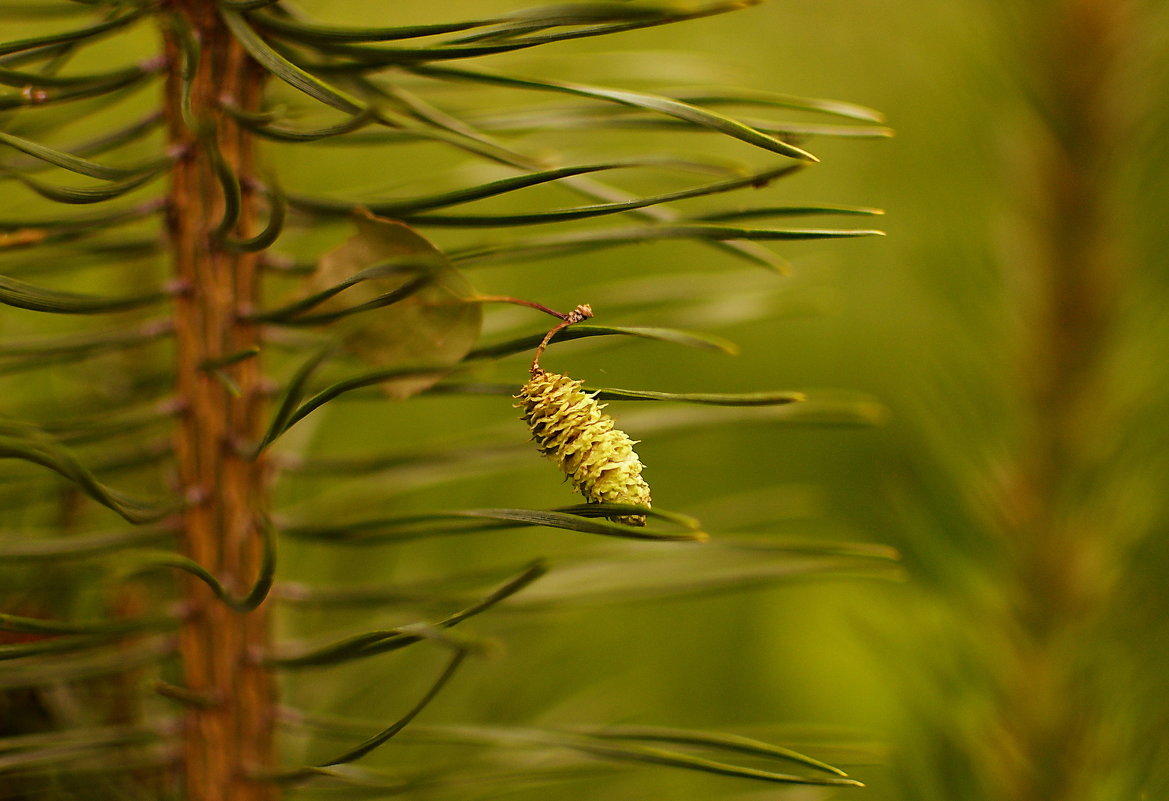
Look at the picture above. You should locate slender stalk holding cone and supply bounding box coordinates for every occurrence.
[531,303,593,374]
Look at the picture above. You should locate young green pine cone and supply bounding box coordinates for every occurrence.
[517,370,651,525]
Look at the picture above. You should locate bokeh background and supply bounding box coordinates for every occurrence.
[5,1,1168,799]
[269,1,918,796]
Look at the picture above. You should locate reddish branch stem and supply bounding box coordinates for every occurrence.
[162,3,275,799]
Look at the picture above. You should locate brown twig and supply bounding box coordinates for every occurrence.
[531,303,593,374]
[468,294,579,320]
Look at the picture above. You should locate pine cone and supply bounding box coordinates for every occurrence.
[517,370,652,525]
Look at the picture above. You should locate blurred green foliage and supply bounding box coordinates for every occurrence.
[5,0,1169,799]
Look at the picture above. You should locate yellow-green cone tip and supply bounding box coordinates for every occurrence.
[517,370,652,526]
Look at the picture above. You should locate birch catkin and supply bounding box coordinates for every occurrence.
[517,369,651,525]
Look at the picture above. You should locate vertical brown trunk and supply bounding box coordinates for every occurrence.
[162,3,275,799]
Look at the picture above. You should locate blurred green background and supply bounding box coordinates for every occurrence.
[280,3,1166,800]
[272,0,915,795]
[265,1,1007,798]
[5,1,1168,799]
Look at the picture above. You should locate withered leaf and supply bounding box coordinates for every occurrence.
[312,210,482,399]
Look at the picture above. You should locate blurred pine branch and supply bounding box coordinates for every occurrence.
[855,1,1169,800]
